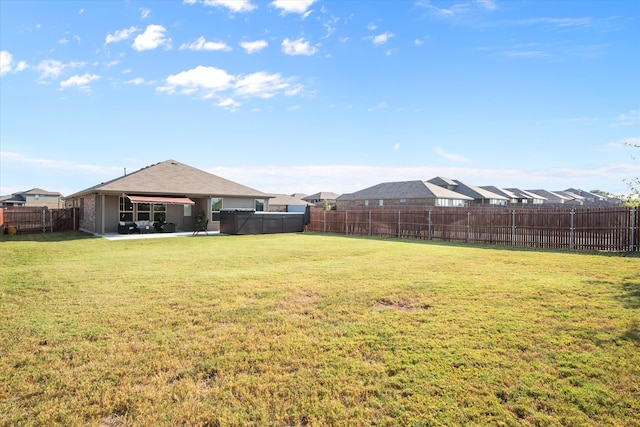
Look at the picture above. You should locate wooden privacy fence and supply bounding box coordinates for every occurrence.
[1,207,80,234]
[306,207,639,252]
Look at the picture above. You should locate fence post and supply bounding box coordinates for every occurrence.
[50,210,54,232]
[42,209,46,234]
[369,210,372,236]
[511,209,516,246]
[467,211,471,243]
[345,210,348,235]
[570,209,575,250]
[323,209,326,233]
[631,207,636,252]
[428,209,432,241]
[398,210,401,238]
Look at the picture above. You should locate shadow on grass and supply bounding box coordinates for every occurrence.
[304,232,640,257]
[0,230,97,243]
[618,278,640,310]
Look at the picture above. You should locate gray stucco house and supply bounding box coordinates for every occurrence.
[66,160,271,234]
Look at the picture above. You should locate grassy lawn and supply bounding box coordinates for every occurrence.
[1,231,639,426]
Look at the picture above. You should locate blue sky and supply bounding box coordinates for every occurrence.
[1,0,638,197]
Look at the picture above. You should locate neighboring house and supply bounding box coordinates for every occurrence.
[428,177,509,205]
[504,188,545,205]
[0,188,62,209]
[268,194,312,212]
[564,188,612,204]
[525,189,573,204]
[336,180,473,209]
[554,190,586,205]
[480,186,520,204]
[302,192,340,208]
[66,160,272,234]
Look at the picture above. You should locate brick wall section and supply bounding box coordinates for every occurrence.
[80,195,97,233]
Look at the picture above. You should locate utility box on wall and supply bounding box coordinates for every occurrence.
[220,208,309,235]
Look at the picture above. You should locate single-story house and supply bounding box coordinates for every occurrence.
[302,192,340,208]
[66,160,272,235]
[0,188,63,209]
[336,180,474,209]
[268,194,312,212]
[504,188,545,205]
[427,177,509,205]
[525,189,573,204]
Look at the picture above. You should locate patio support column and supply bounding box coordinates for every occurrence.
[101,194,106,234]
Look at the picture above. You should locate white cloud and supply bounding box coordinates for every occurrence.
[271,0,316,15]
[370,32,394,46]
[202,0,256,13]
[517,17,594,28]
[15,61,28,72]
[367,23,378,31]
[124,77,153,85]
[234,71,293,98]
[132,24,171,51]
[105,26,138,44]
[157,65,302,106]
[35,59,85,80]
[0,50,14,75]
[180,36,231,51]
[140,8,151,19]
[59,73,100,91]
[476,0,497,10]
[394,143,401,150]
[218,98,241,110]
[0,51,28,76]
[58,37,69,44]
[159,66,233,95]
[434,147,470,162]
[282,37,318,56]
[610,109,640,127]
[240,40,268,54]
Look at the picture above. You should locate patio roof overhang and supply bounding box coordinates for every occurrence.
[126,195,195,205]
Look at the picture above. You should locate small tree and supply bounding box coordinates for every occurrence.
[322,199,329,210]
[623,140,640,206]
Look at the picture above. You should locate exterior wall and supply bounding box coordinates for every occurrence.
[223,197,261,210]
[336,198,438,210]
[104,195,120,233]
[24,194,61,209]
[79,195,97,233]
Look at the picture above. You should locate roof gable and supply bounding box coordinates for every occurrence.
[69,160,268,198]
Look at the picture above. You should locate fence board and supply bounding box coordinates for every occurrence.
[306,206,638,252]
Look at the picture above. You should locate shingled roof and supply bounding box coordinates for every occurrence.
[338,180,473,201]
[69,160,269,198]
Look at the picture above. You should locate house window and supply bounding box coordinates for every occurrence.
[211,198,223,221]
[255,199,265,211]
[378,200,384,207]
[400,199,406,204]
[119,197,133,221]
[364,200,369,206]
[137,203,151,221]
[153,204,166,221]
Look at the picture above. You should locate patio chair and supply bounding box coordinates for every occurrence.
[193,219,208,236]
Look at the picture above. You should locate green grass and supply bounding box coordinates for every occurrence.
[1,231,639,426]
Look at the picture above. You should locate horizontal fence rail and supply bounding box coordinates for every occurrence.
[306,207,639,252]
[1,207,80,234]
